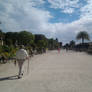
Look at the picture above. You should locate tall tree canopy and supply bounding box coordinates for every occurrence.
[18,31,34,46]
[76,31,90,44]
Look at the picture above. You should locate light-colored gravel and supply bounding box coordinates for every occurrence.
[0,50,92,92]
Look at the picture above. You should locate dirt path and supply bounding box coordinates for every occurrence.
[0,50,92,92]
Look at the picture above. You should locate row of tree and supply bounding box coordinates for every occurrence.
[64,31,91,52]
[0,23,91,62]
[0,30,62,62]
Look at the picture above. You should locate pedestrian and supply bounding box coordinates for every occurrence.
[16,45,29,79]
[58,48,60,53]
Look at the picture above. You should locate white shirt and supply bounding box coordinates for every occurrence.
[16,49,29,60]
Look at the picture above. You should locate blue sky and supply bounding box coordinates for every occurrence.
[43,0,82,23]
[0,0,92,44]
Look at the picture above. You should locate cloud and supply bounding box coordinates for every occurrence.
[62,7,74,14]
[0,0,92,44]
[46,17,92,43]
[48,0,81,14]
[0,0,52,32]
[80,0,92,18]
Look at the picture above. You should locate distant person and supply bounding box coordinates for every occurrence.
[29,48,34,57]
[16,45,29,79]
[58,48,60,53]
[66,46,68,52]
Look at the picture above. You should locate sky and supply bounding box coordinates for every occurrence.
[0,0,92,44]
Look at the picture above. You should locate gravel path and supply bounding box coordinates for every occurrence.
[0,50,92,92]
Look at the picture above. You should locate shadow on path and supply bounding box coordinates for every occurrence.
[0,75,18,81]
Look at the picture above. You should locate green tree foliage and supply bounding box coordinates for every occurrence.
[0,30,61,61]
[0,29,4,38]
[4,31,34,46]
[34,34,48,53]
[0,45,17,59]
[48,38,54,50]
[76,31,90,44]
[5,32,19,46]
[48,38,59,50]
[0,29,5,45]
[3,31,60,52]
[37,40,47,48]
[18,31,34,46]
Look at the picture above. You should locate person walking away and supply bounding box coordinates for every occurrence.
[16,45,29,79]
[58,48,60,53]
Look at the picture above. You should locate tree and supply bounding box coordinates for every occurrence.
[37,40,47,48]
[0,29,4,46]
[5,31,35,46]
[48,38,59,50]
[76,31,90,44]
[70,40,75,47]
[34,34,48,53]
[5,32,17,46]
[48,38,54,50]
[18,31,34,46]
[59,42,62,48]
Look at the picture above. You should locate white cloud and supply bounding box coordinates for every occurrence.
[80,0,92,18]
[0,0,92,44]
[45,17,92,43]
[48,0,80,14]
[0,0,52,32]
[48,0,79,8]
[62,7,74,14]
